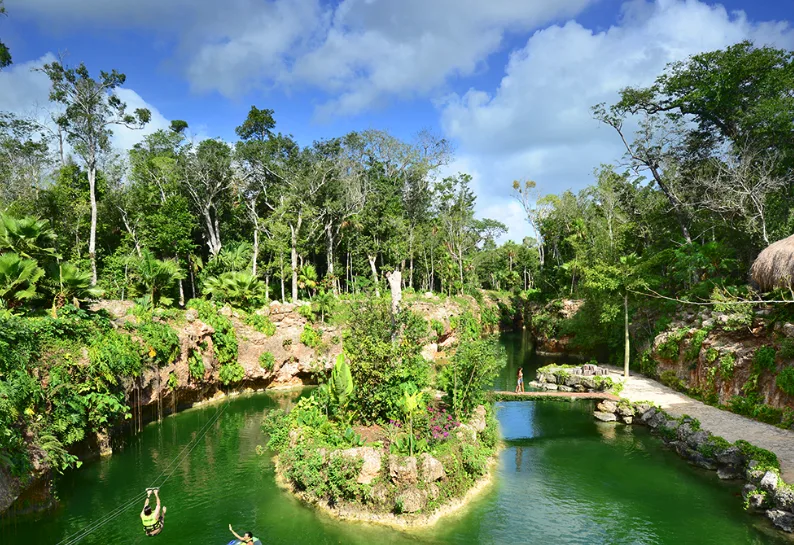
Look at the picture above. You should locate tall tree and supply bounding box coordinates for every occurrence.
[0,1,12,70]
[40,61,150,284]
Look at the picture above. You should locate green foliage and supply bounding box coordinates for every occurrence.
[430,319,445,338]
[137,321,180,366]
[705,348,719,364]
[697,435,732,459]
[188,350,205,381]
[659,370,687,392]
[0,252,44,308]
[300,323,321,348]
[779,339,794,361]
[203,271,266,309]
[218,362,245,385]
[297,304,315,322]
[718,352,736,379]
[329,353,354,415]
[776,367,794,397]
[134,249,184,308]
[753,346,777,374]
[439,337,506,420]
[657,328,688,360]
[735,439,779,472]
[259,351,275,371]
[344,299,430,424]
[167,372,178,390]
[728,393,785,426]
[187,299,238,366]
[244,312,276,336]
[684,329,710,362]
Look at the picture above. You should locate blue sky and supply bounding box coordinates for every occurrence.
[1,0,793,240]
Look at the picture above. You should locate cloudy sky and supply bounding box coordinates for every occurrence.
[2,0,793,241]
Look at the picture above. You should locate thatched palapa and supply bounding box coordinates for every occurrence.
[750,235,794,291]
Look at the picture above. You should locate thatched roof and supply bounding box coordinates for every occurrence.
[750,235,794,292]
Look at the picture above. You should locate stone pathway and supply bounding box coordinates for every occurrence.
[613,370,794,483]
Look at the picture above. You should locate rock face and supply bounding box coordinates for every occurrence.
[767,510,794,533]
[594,411,617,422]
[470,405,487,433]
[396,488,426,513]
[389,455,418,485]
[334,447,382,485]
[534,364,615,393]
[419,454,446,482]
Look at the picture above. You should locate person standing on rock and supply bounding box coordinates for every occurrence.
[515,368,524,393]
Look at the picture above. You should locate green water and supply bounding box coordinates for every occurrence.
[1,331,787,544]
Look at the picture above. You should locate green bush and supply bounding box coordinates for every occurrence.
[659,370,687,392]
[344,299,430,424]
[137,321,180,366]
[259,352,275,371]
[776,367,794,396]
[753,346,777,374]
[187,299,238,365]
[735,439,779,471]
[657,328,688,360]
[188,349,205,381]
[439,337,506,419]
[779,338,794,361]
[430,319,444,338]
[218,362,245,385]
[684,329,709,362]
[244,313,276,336]
[718,353,736,379]
[300,324,321,348]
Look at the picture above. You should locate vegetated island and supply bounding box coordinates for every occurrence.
[262,296,504,526]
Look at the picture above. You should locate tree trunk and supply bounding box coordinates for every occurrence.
[326,224,337,295]
[649,165,692,244]
[251,215,259,276]
[290,225,298,303]
[88,164,98,285]
[624,293,630,378]
[280,252,286,303]
[265,274,270,301]
[188,255,196,299]
[178,278,185,307]
[368,254,381,297]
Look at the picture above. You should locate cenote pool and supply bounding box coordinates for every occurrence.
[1,332,787,544]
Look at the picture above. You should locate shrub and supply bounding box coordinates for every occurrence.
[657,328,688,360]
[735,440,779,471]
[659,370,687,392]
[187,299,238,366]
[259,352,275,371]
[684,329,709,362]
[776,367,794,397]
[718,353,736,379]
[300,324,321,348]
[753,346,777,374]
[779,338,794,361]
[188,350,205,381]
[430,319,445,338]
[218,362,245,385]
[705,348,719,363]
[439,337,506,419]
[244,313,276,336]
[137,321,180,366]
[698,435,732,459]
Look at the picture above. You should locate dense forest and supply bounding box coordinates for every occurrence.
[1,34,793,480]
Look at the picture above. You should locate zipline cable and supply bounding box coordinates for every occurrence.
[54,398,231,545]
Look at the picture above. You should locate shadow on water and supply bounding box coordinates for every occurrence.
[1,332,789,544]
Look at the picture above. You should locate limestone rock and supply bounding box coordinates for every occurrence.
[419,453,446,482]
[371,483,390,506]
[396,487,426,513]
[746,461,766,485]
[470,405,487,433]
[455,424,477,443]
[427,483,441,501]
[773,486,794,511]
[782,323,794,338]
[421,343,439,362]
[747,492,766,511]
[686,430,710,451]
[335,447,382,485]
[715,446,744,469]
[558,385,574,393]
[766,509,794,533]
[620,415,633,425]
[742,483,757,500]
[617,404,635,418]
[581,377,596,390]
[219,305,233,317]
[596,400,618,414]
[760,471,779,493]
[389,455,418,485]
[633,403,653,418]
[185,308,199,323]
[717,467,742,480]
[543,384,559,391]
[641,407,659,425]
[594,411,617,422]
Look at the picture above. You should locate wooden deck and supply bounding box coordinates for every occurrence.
[492,390,620,402]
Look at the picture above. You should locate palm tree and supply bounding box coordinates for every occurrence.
[135,250,185,308]
[203,271,266,309]
[51,262,104,316]
[298,264,318,298]
[0,252,44,309]
[0,214,59,261]
[313,289,335,323]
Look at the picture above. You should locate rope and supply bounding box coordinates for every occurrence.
[55,399,230,545]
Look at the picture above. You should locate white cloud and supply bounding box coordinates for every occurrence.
[10,0,597,115]
[0,54,172,152]
[439,0,794,239]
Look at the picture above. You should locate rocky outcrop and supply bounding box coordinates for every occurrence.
[531,364,617,394]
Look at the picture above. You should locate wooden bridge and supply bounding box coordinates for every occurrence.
[492,391,620,402]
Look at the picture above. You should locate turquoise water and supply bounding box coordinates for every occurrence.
[1,331,787,544]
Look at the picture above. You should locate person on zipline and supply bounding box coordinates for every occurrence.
[229,524,259,544]
[140,488,167,536]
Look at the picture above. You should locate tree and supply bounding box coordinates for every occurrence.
[134,249,184,307]
[40,61,151,284]
[180,138,233,257]
[0,114,54,212]
[202,271,266,309]
[512,179,552,268]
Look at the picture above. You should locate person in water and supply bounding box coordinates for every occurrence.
[229,524,258,544]
[140,488,166,536]
[515,368,524,393]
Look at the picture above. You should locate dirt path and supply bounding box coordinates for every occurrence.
[614,371,794,483]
